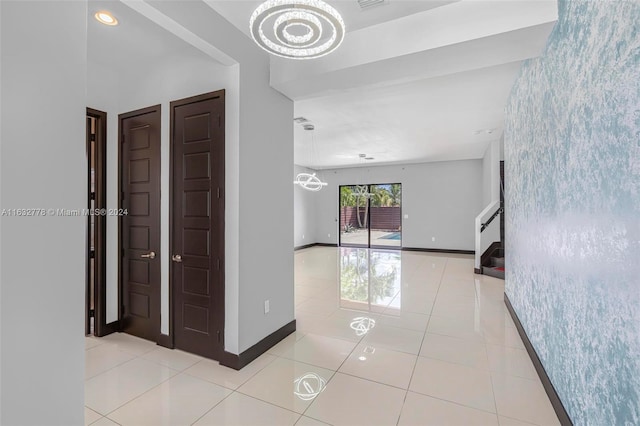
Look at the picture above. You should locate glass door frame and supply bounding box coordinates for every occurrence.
[338,183,402,249]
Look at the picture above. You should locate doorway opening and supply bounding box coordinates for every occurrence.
[86,108,107,336]
[339,183,402,248]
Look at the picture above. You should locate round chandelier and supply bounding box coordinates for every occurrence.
[249,0,346,60]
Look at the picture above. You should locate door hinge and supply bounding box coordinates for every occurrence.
[218,115,221,128]
[89,309,95,318]
[122,248,125,257]
[89,250,95,259]
[216,258,220,270]
[217,330,220,342]
[217,187,220,199]
[90,192,96,200]
[122,304,126,315]
[121,135,125,144]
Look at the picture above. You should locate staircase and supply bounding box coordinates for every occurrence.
[481,246,504,279]
[477,161,505,280]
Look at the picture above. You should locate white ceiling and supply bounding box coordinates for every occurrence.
[88,0,558,170]
[88,0,212,72]
[294,61,521,169]
[205,0,458,35]
[206,0,557,169]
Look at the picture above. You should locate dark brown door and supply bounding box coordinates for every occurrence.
[119,105,161,342]
[87,108,107,337]
[171,91,224,359]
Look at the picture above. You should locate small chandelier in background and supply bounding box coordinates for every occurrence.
[249,0,346,60]
[294,172,328,191]
[294,122,328,192]
[355,154,371,199]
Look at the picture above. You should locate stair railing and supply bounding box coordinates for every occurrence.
[480,206,503,232]
[474,200,501,270]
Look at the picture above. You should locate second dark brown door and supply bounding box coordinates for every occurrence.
[171,91,225,359]
[120,105,161,342]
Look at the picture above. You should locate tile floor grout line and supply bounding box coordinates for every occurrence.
[334,370,412,392]
[397,256,448,426]
[181,352,277,392]
[187,388,237,426]
[84,344,152,384]
[86,250,551,426]
[294,280,371,419]
[404,388,501,417]
[98,368,181,419]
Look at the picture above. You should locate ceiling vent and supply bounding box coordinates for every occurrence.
[357,0,387,10]
[294,117,309,124]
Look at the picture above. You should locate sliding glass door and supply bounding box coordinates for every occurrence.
[339,183,402,248]
[339,185,369,246]
[370,184,402,248]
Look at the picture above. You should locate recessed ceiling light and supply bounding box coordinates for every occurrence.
[365,157,374,160]
[95,11,118,26]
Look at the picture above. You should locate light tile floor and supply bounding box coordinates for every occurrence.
[85,246,559,426]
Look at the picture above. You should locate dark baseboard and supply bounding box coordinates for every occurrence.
[95,320,120,337]
[294,243,317,251]
[294,243,338,250]
[157,333,174,349]
[474,267,482,274]
[219,320,296,370]
[402,247,474,255]
[504,294,573,426]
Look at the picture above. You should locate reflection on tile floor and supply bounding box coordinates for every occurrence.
[85,247,559,426]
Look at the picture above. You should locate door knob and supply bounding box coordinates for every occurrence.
[172,254,182,263]
[140,251,156,259]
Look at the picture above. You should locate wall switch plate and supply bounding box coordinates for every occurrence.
[404,214,409,219]
[302,234,305,239]
[264,300,270,314]
[432,237,436,242]
[328,233,331,238]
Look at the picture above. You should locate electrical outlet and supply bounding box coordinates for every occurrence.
[302,234,305,239]
[328,233,331,238]
[404,214,409,219]
[432,237,436,242]
[264,300,270,314]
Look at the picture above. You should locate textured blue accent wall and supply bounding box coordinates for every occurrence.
[504,1,640,424]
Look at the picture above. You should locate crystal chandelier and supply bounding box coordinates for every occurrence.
[249,0,346,60]
[294,122,328,191]
[294,172,328,191]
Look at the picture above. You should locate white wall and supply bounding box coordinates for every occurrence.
[88,52,239,334]
[90,0,295,355]
[146,0,294,354]
[293,165,318,247]
[314,161,483,250]
[1,1,86,423]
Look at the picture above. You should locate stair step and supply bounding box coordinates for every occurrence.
[483,266,505,280]
[490,257,505,267]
